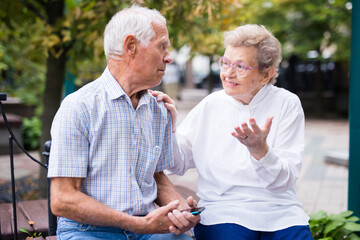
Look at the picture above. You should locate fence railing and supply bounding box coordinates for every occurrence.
[0,92,56,240]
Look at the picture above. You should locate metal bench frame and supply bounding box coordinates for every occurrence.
[0,93,57,240]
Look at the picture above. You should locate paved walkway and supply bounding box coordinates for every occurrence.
[0,88,350,215]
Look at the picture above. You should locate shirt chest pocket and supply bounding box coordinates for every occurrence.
[141,145,161,184]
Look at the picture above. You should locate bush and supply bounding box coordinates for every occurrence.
[309,210,360,240]
[22,117,41,150]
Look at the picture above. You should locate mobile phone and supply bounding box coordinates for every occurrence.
[190,207,205,215]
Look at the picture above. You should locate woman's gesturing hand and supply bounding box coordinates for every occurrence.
[232,117,273,160]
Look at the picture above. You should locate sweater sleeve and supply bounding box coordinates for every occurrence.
[250,95,305,193]
[165,102,203,176]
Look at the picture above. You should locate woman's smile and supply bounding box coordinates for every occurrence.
[224,79,240,87]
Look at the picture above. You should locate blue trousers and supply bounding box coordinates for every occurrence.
[57,218,193,240]
[194,223,313,240]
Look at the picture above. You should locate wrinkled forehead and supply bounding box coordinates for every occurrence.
[223,45,258,65]
[152,21,168,35]
[151,22,170,42]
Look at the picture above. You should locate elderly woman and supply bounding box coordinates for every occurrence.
[156,24,313,240]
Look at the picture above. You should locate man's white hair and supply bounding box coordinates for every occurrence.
[104,4,166,60]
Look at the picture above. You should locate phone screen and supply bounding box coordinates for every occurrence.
[190,207,205,215]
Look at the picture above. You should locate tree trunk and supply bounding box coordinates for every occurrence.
[206,56,214,94]
[39,0,66,198]
[184,60,194,89]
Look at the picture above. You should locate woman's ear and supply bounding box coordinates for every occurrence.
[123,35,137,57]
[261,67,276,85]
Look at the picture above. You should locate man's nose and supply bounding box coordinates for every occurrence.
[164,52,173,64]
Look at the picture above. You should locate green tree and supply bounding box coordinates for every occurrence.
[0,1,47,105]
[251,0,351,116]
[0,0,245,197]
[251,0,351,61]
[159,0,246,91]
[0,0,128,197]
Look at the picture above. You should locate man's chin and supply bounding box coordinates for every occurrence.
[147,80,162,90]
[155,79,163,87]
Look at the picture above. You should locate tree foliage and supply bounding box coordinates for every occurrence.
[0,0,352,97]
[0,1,47,105]
[252,0,351,61]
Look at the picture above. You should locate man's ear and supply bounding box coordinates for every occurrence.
[123,35,137,57]
[261,67,276,85]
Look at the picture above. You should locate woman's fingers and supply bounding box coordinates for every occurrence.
[263,116,274,135]
[165,103,177,133]
[149,90,178,132]
[233,126,247,140]
[233,117,274,143]
[249,118,262,135]
[241,122,252,137]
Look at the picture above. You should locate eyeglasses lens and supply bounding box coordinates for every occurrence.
[234,63,246,77]
[219,58,228,70]
[219,58,246,77]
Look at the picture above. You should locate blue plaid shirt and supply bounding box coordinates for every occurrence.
[48,67,174,216]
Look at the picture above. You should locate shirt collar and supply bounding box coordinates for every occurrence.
[137,90,151,108]
[226,83,272,108]
[102,66,151,107]
[249,83,271,107]
[102,66,126,100]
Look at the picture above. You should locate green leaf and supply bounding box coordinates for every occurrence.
[0,62,8,71]
[324,220,344,236]
[19,228,31,236]
[347,216,360,222]
[310,210,328,221]
[348,233,360,240]
[44,34,61,48]
[329,211,353,220]
[343,222,360,232]
[66,0,77,9]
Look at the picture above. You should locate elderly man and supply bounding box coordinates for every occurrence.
[48,5,199,240]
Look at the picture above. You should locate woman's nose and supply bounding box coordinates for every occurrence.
[224,67,236,78]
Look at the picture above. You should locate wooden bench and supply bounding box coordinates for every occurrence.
[0,199,53,239]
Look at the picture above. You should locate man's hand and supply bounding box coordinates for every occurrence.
[167,196,201,235]
[232,117,273,160]
[137,200,180,234]
[149,90,177,133]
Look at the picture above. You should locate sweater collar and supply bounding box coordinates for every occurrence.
[225,84,272,108]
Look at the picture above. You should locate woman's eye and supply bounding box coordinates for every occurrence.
[236,64,245,70]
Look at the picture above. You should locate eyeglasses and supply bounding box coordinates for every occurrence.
[218,56,258,78]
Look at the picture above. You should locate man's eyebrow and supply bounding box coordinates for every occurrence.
[161,39,171,48]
